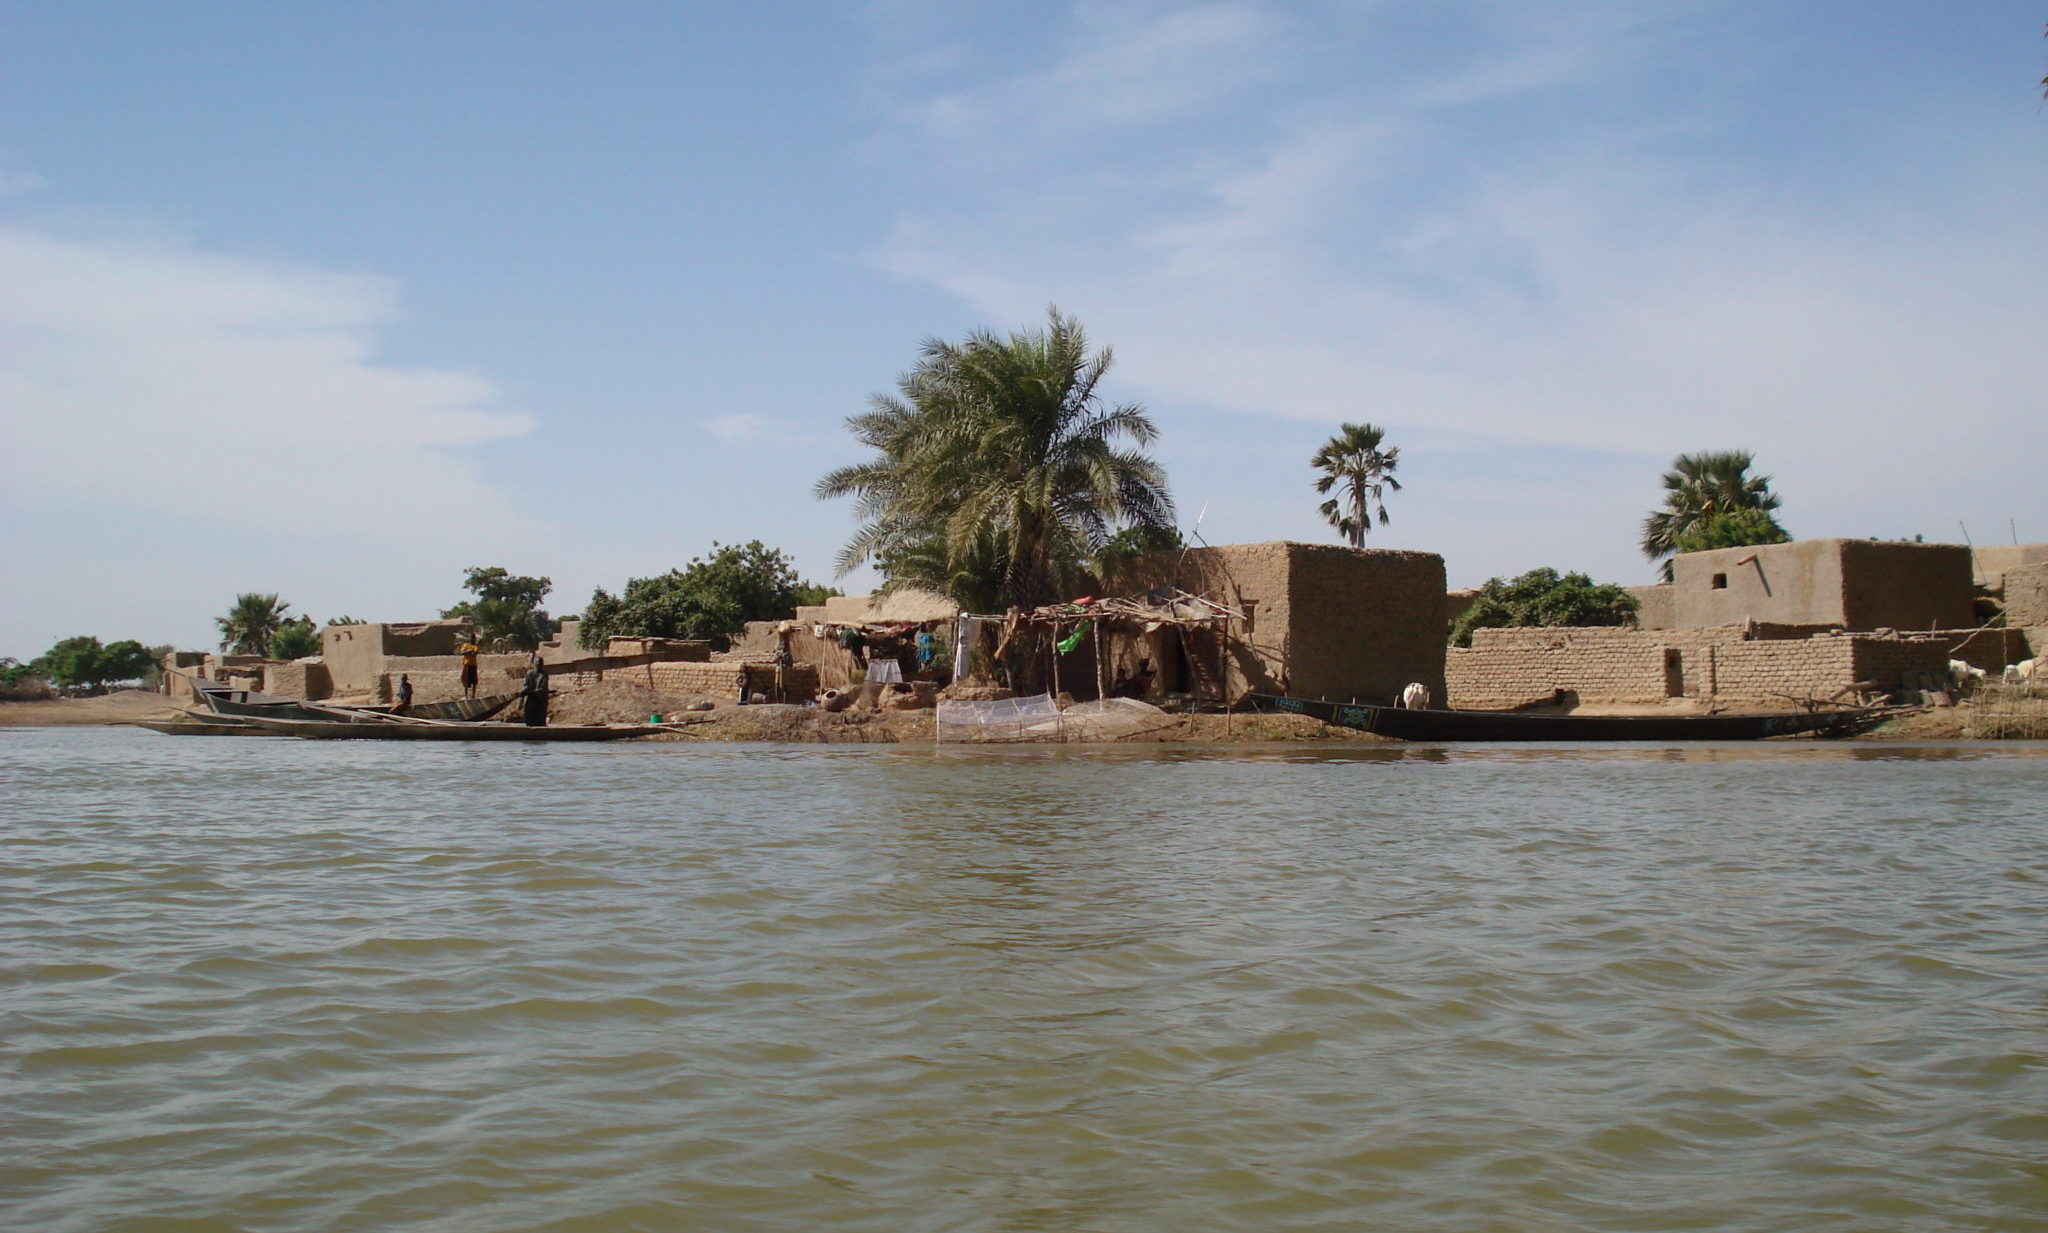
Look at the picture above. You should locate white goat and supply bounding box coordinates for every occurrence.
[2002,657,2039,684]
[1399,682,1432,710]
[1950,659,1986,683]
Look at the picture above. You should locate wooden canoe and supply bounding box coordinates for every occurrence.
[196,713,664,741]
[1246,694,1895,741]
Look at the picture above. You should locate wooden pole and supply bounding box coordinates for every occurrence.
[1051,622,1061,700]
[1094,622,1106,701]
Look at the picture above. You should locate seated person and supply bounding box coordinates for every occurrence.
[1110,659,1157,699]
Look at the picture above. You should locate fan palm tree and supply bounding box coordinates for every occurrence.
[216,593,291,655]
[1311,422,1402,548]
[816,307,1176,614]
[1640,450,1784,580]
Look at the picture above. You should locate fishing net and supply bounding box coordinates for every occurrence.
[1057,697,1177,742]
[935,692,1064,743]
[934,694,1177,742]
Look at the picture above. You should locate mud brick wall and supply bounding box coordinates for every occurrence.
[261,660,332,700]
[1673,539,1974,631]
[1629,584,1675,630]
[1287,544,1448,705]
[1448,625,1959,707]
[1944,628,2031,672]
[374,654,528,704]
[1469,627,1654,651]
[643,661,818,701]
[1698,640,1857,702]
[1120,542,1446,704]
[1447,629,1669,707]
[2004,564,2048,628]
[1849,637,1964,694]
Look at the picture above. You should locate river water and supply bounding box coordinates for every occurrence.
[3,728,2044,1232]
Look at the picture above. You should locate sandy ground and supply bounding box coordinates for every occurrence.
[1857,691,2048,740]
[0,690,181,726]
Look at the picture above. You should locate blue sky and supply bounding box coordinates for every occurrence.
[3,1,2044,658]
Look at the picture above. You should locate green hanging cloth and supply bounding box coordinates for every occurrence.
[1056,620,1092,655]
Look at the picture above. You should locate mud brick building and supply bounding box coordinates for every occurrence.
[1446,624,1960,709]
[1447,538,2028,709]
[1117,541,1447,706]
[1670,539,1974,631]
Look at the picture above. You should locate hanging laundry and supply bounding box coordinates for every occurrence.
[953,615,982,680]
[1056,620,1092,655]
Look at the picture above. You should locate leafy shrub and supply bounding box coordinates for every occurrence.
[442,567,556,652]
[1669,508,1792,555]
[269,617,322,660]
[581,541,831,652]
[1450,568,1638,647]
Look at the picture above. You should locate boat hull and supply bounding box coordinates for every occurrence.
[1246,695,1890,741]
[194,681,517,724]
[204,714,663,741]
[136,719,286,737]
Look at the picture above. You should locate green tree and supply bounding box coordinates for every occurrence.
[1094,523,1185,589]
[1669,507,1792,556]
[1640,450,1784,580]
[216,593,291,655]
[326,615,366,626]
[2,656,53,699]
[581,541,830,652]
[33,636,159,692]
[1311,422,1403,548]
[816,307,1175,613]
[442,567,556,651]
[269,617,322,660]
[1450,568,1639,648]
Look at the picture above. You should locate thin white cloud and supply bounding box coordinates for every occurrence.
[0,168,51,198]
[880,0,1289,143]
[703,413,780,442]
[0,224,536,537]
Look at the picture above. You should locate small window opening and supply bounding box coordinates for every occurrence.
[1710,573,1728,590]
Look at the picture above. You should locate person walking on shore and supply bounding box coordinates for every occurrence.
[459,639,480,699]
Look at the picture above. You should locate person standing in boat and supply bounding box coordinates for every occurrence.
[520,660,550,727]
[458,639,481,699]
[395,674,413,711]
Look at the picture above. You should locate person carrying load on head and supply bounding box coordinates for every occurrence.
[459,639,481,699]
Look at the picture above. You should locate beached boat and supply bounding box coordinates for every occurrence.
[177,712,663,741]
[192,680,517,724]
[1246,694,1893,741]
[136,718,287,737]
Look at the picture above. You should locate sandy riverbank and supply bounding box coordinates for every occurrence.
[10,687,2040,743]
[642,705,1366,744]
[0,690,182,727]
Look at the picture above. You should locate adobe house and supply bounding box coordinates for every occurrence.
[1114,541,1447,705]
[1670,539,1974,633]
[1969,543,2048,592]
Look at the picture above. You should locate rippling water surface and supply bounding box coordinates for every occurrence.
[4,729,2045,1231]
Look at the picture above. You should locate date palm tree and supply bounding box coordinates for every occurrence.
[1640,450,1784,580]
[817,307,1175,614]
[216,593,291,655]
[1311,422,1402,548]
